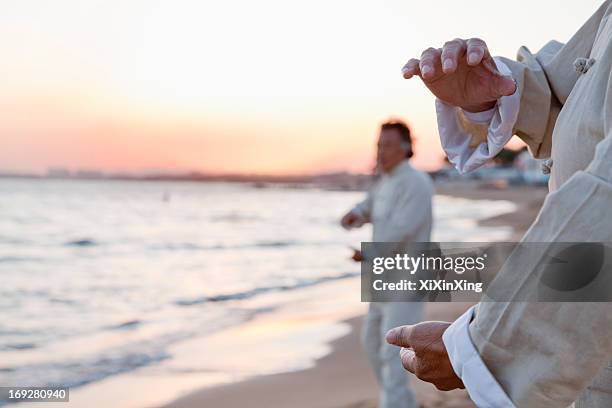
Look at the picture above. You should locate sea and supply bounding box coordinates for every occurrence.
[0,178,515,407]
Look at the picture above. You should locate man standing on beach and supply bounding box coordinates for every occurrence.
[341,120,434,408]
[386,1,612,406]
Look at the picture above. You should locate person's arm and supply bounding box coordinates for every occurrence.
[460,66,612,404]
[351,192,373,223]
[497,0,607,159]
[430,0,609,173]
[437,8,612,404]
[341,189,373,230]
[435,57,520,173]
[390,124,612,404]
[387,3,612,405]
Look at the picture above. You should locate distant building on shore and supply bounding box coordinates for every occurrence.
[433,147,549,186]
[47,167,71,178]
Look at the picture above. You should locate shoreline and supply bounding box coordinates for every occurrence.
[162,304,480,408]
[436,182,548,240]
[160,184,548,408]
[160,316,378,408]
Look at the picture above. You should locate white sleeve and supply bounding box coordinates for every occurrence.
[349,194,372,227]
[442,306,516,408]
[435,58,520,174]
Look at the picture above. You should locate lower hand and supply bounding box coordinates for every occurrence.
[386,321,465,391]
[351,249,363,262]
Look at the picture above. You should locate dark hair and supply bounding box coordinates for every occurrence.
[380,120,413,158]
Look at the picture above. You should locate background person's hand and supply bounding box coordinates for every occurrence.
[351,249,363,262]
[402,38,516,112]
[386,321,465,391]
[341,211,362,229]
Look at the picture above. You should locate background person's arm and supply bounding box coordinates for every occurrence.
[351,192,373,223]
[341,190,373,229]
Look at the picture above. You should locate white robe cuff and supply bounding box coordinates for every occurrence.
[462,106,496,123]
[435,58,520,174]
[442,306,516,408]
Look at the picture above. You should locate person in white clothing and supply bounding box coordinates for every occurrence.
[341,120,434,408]
[386,2,612,407]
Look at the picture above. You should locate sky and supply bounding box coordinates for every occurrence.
[0,0,604,175]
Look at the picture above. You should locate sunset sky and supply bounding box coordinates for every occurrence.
[0,0,602,175]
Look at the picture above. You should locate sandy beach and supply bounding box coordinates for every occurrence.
[160,183,548,408]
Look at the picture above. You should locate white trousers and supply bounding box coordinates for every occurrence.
[361,302,423,408]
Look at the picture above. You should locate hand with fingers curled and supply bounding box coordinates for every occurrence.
[402,38,516,113]
[386,321,465,391]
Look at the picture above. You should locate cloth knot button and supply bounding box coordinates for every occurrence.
[574,57,596,74]
[542,159,553,175]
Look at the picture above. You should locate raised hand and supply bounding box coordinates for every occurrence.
[402,38,516,112]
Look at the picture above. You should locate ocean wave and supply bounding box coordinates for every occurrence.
[64,239,98,247]
[251,240,296,248]
[174,272,357,306]
[48,298,76,304]
[1,342,36,351]
[0,342,170,403]
[107,319,142,330]
[208,213,262,223]
[0,310,258,404]
[149,240,335,252]
[62,239,318,252]
[0,256,44,263]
